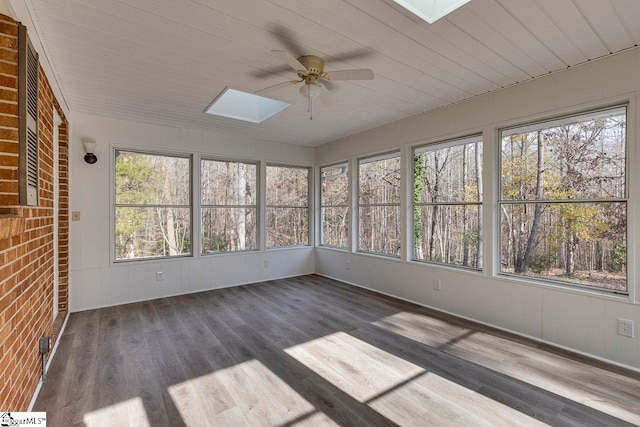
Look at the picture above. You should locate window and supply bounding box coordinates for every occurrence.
[499,107,627,293]
[201,159,257,253]
[114,150,191,261]
[413,136,483,268]
[358,152,401,256]
[266,165,310,247]
[320,163,349,248]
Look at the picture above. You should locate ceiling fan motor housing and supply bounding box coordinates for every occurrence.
[297,55,325,79]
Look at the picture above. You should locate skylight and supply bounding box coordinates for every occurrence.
[204,88,290,124]
[392,0,471,24]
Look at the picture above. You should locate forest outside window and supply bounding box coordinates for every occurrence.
[114,150,191,261]
[320,163,349,248]
[266,165,310,247]
[413,136,483,269]
[201,159,257,253]
[358,152,401,257]
[499,107,627,293]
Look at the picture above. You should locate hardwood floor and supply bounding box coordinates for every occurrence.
[35,275,640,426]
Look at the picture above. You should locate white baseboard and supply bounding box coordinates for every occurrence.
[315,272,640,374]
[70,271,315,313]
[27,311,70,411]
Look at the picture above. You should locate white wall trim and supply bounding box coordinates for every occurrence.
[70,271,313,313]
[7,0,70,116]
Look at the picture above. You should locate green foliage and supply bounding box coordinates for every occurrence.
[529,252,556,274]
[606,241,626,272]
[208,234,228,252]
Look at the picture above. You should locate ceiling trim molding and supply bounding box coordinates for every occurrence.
[7,0,70,117]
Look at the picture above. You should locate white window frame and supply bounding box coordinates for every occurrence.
[319,162,349,249]
[357,150,402,257]
[200,157,259,255]
[112,148,193,263]
[497,106,628,295]
[412,135,483,270]
[265,164,311,248]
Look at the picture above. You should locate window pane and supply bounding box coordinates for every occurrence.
[201,207,257,252]
[266,207,309,247]
[115,207,191,260]
[201,160,257,206]
[115,151,190,205]
[414,142,482,204]
[501,111,626,201]
[500,202,626,292]
[414,205,481,268]
[266,165,309,206]
[359,155,401,205]
[321,163,348,206]
[321,206,349,248]
[359,205,400,256]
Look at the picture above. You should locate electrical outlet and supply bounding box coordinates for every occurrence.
[345,261,351,270]
[72,211,81,221]
[617,318,634,338]
[433,279,441,291]
[156,271,163,282]
[264,259,270,268]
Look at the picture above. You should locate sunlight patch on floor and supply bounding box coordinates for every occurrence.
[285,331,425,402]
[83,397,150,427]
[168,359,321,426]
[373,311,472,349]
[374,311,640,425]
[368,372,547,427]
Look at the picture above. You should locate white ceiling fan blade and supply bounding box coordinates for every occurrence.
[326,69,374,81]
[318,84,334,107]
[255,80,299,95]
[271,50,308,74]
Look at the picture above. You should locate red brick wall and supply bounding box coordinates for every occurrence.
[0,15,69,410]
[0,18,18,207]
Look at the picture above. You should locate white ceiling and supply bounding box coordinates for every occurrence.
[26,0,640,147]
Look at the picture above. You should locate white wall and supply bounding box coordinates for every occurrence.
[316,48,640,371]
[69,112,315,311]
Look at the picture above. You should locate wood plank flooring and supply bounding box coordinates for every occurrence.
[34,275,640,426]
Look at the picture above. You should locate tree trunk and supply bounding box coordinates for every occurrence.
[475,142,483,268]
[165,207,178,256]
[237,164,246,251]
[566,227,576,276]
[595,241,604,271]
[414,154,425,259]
[462,145,469,266]
[428,156,440,260]
[518,131,544,273]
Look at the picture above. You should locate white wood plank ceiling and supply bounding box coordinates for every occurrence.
[26,0,640,147]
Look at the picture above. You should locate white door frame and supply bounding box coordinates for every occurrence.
[53,109,61,321]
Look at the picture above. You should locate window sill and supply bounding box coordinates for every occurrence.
[266,245,312,251]
[408,258,484,276]
[493,272,632,303]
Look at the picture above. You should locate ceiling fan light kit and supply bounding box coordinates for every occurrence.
[300,83,323,100]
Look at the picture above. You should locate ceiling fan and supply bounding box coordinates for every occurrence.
[255,50,374,119]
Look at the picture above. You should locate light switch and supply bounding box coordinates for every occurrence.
[72,211,81,221]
